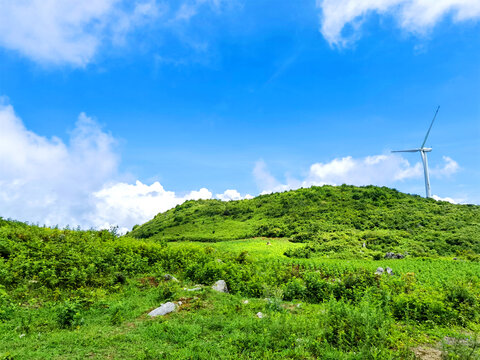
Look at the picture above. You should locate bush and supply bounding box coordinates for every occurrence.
[392,291,450,325]
[304,272,333,303]
[321,297,392,352]
[57,300,84,328]
[289,232,314,243]
[0,286,14,321]
[157,282,179,302]
[282,278,306,301]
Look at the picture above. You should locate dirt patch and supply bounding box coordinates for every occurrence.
[138,276,159,287]
[412,346,442,360]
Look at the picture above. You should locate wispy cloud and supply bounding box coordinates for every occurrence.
[0,0,238,67]
[0,0,162,66]
[316,0,480,47]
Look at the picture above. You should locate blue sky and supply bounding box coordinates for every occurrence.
[0,0,479,231]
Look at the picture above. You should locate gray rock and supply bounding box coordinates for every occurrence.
[386,267,394,275]
[384,252,405,259]
[375,267,384,275]
[164,274,179,282]
[186,287,202,292]
[212,280,228,293]
[148,302,176,317]
[256,312,264,318]
[242,300,249,304]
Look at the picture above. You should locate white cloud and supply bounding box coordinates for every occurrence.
[0,0,238,66]
[93,181,212,233]
[216,189,253,201]
[317,0,480,46]
[0,0,161,66]
[0,103,118,226]
[254,154,459,194]
[0,101,246,232]
[432,194,463,204]
[253,160,292,194]
[432,156,459,177]
[174,0,234,21]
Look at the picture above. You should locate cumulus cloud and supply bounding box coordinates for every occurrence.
[93,181,212,233]
[317,0,480,46]
[0,103,118,226]
[0,0,161,66]
[0,101,249,232]
[254,154,459,194]
[216,189,253,201]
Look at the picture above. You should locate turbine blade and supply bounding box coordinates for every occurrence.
[421,105,440,148]
[391,149,420,153]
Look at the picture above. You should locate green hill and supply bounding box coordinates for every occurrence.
[129,185,480,257]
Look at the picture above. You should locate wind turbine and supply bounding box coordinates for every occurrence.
[392,106,440,198]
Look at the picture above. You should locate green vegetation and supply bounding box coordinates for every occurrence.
[1,185,480,359]
[129,185,480,258]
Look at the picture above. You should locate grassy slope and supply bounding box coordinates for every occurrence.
[129,185,480,257]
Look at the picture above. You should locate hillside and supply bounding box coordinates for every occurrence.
[129,185,480,257]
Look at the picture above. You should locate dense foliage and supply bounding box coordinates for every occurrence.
[129,185,480,257]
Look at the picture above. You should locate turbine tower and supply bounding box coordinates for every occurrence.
[392,106,440,198]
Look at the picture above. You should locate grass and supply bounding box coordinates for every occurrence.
[168,237,304,258]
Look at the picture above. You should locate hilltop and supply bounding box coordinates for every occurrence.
[129,185,480,257]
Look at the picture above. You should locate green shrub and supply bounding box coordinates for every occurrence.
[157,282,179,302]
[0,285,14,321]
[57,300,84,328]
[321,297,392,352]
[282,278,306,301]
[304,272,333,303]
[392,291,450,325]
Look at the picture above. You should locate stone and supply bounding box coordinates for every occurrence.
[212,280,228,293]
[148,302,176,317]
[256,312,263,318]
[384,252,405,259]
[375,267,384,275]
[242,300,249,304]
[164,274,179,282]
[186,287,202,292]
[386,267,394,275]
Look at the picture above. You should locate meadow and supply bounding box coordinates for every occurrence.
[1,185,480,359]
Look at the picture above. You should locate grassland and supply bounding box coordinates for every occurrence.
[1,185,480,359]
